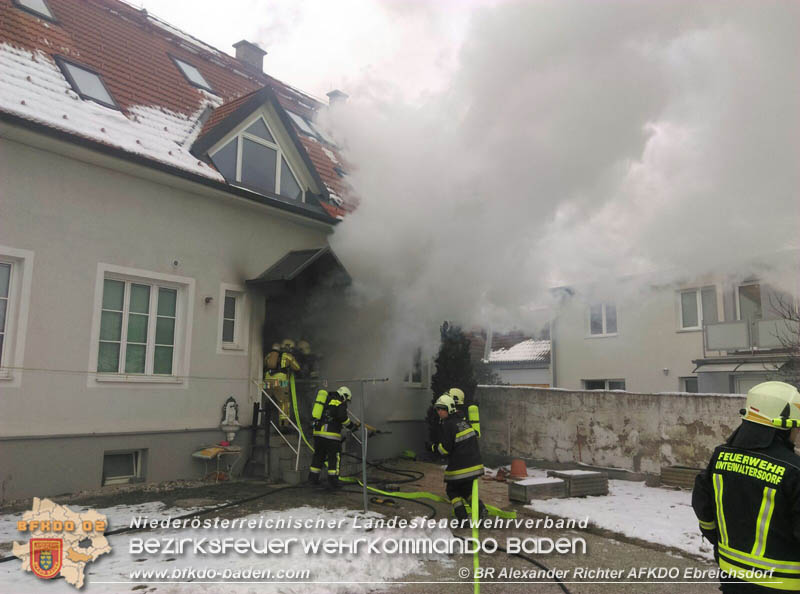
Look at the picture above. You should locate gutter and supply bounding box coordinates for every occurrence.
[0,110,339,226]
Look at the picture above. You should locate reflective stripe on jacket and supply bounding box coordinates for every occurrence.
[692,436,800,591]
[312,395,352,441]
[434,416,483,482]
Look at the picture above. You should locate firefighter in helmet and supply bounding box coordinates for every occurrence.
[448,387,480,437]
[692,381,800,592]
[309,386,359,489]
[429,393,486,520]
[264,338,300,427]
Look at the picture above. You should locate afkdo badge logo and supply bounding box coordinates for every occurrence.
[30,538,62,579]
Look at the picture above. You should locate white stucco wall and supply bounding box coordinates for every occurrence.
[552,288,707,392]
[0,134,329,437]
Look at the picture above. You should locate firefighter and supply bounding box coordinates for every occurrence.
[264,339,300,427]
[308,386,359,489]
[692,381,800,593]
[428,394,486,521]
[448,387,480,436]
[448,388,466,418]
[296,339,318,378]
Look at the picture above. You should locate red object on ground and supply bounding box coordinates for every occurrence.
[495,467,508,482]
[219,441,230,446]
[509,459,527,479]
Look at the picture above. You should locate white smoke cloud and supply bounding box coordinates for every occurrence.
[322,0,799,340]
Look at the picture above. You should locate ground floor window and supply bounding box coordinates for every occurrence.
[583,379,626,391]
[681,376,699,393]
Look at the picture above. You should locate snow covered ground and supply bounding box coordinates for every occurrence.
[1,504,453,593]
[487,464,714,560]
[526,479,715,560]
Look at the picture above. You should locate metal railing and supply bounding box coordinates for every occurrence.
[253,380,304,472]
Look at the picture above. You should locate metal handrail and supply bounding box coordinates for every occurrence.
[252,380,304,472]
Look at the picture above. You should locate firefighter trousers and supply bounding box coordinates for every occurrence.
[446,478,485,520]
[309,437,341,483]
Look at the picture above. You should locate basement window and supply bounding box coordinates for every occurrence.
[55,57,118,110]
[171,56,213,92]
[13,0,56,21]
[102,450,143,485]
[210,115,305,201]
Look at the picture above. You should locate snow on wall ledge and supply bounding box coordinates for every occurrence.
[0,43,223,181]
[476,386,745,473]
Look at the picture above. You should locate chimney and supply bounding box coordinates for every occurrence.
[326,89,349,105]
[233,40,266,72]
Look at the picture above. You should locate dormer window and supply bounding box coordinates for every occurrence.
[54,57,118,110]
[210,116,304,201]
[171,56,213,92]
[13,0,56,21]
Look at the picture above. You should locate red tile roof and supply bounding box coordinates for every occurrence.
[0,0,355,214]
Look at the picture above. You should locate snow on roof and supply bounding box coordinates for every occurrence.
[488,339,551,364]
[0,0,355,215]
[0,43,222,180]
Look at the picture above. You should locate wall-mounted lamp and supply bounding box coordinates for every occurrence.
[662,368,669,376]
[204,296,214,304]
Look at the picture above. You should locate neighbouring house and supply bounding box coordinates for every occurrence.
[549,253,798,394]
[0,0,431,501]
[486,338,551,387]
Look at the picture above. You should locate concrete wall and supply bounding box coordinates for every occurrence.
[476,386,744,474]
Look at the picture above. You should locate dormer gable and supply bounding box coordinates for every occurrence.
[191,86,327,205]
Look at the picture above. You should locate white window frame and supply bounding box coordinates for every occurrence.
[583,379,626,391]
[403,347,428,388]
[88,263,194,387]
[217,283,249,355]
[677,286,718,331]
[736,282,762,321]
[102,450,143,486]
[586,303,617,337]
[0,245,34,386]
[210,114,306,202]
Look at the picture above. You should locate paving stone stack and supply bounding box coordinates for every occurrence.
[660,465,702,489]
[508,477,567,502]
[546,469,609,496]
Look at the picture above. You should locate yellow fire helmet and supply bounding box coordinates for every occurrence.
[338,386,352,401]
[448,388,465,406]
[298,340,311,355]
[434,394,456,414]
[741,381,800,430]
[281,338,296,351]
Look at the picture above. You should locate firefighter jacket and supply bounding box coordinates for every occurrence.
[312,393,353,441]
[432,415,484,482]
[692,423,800,590]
